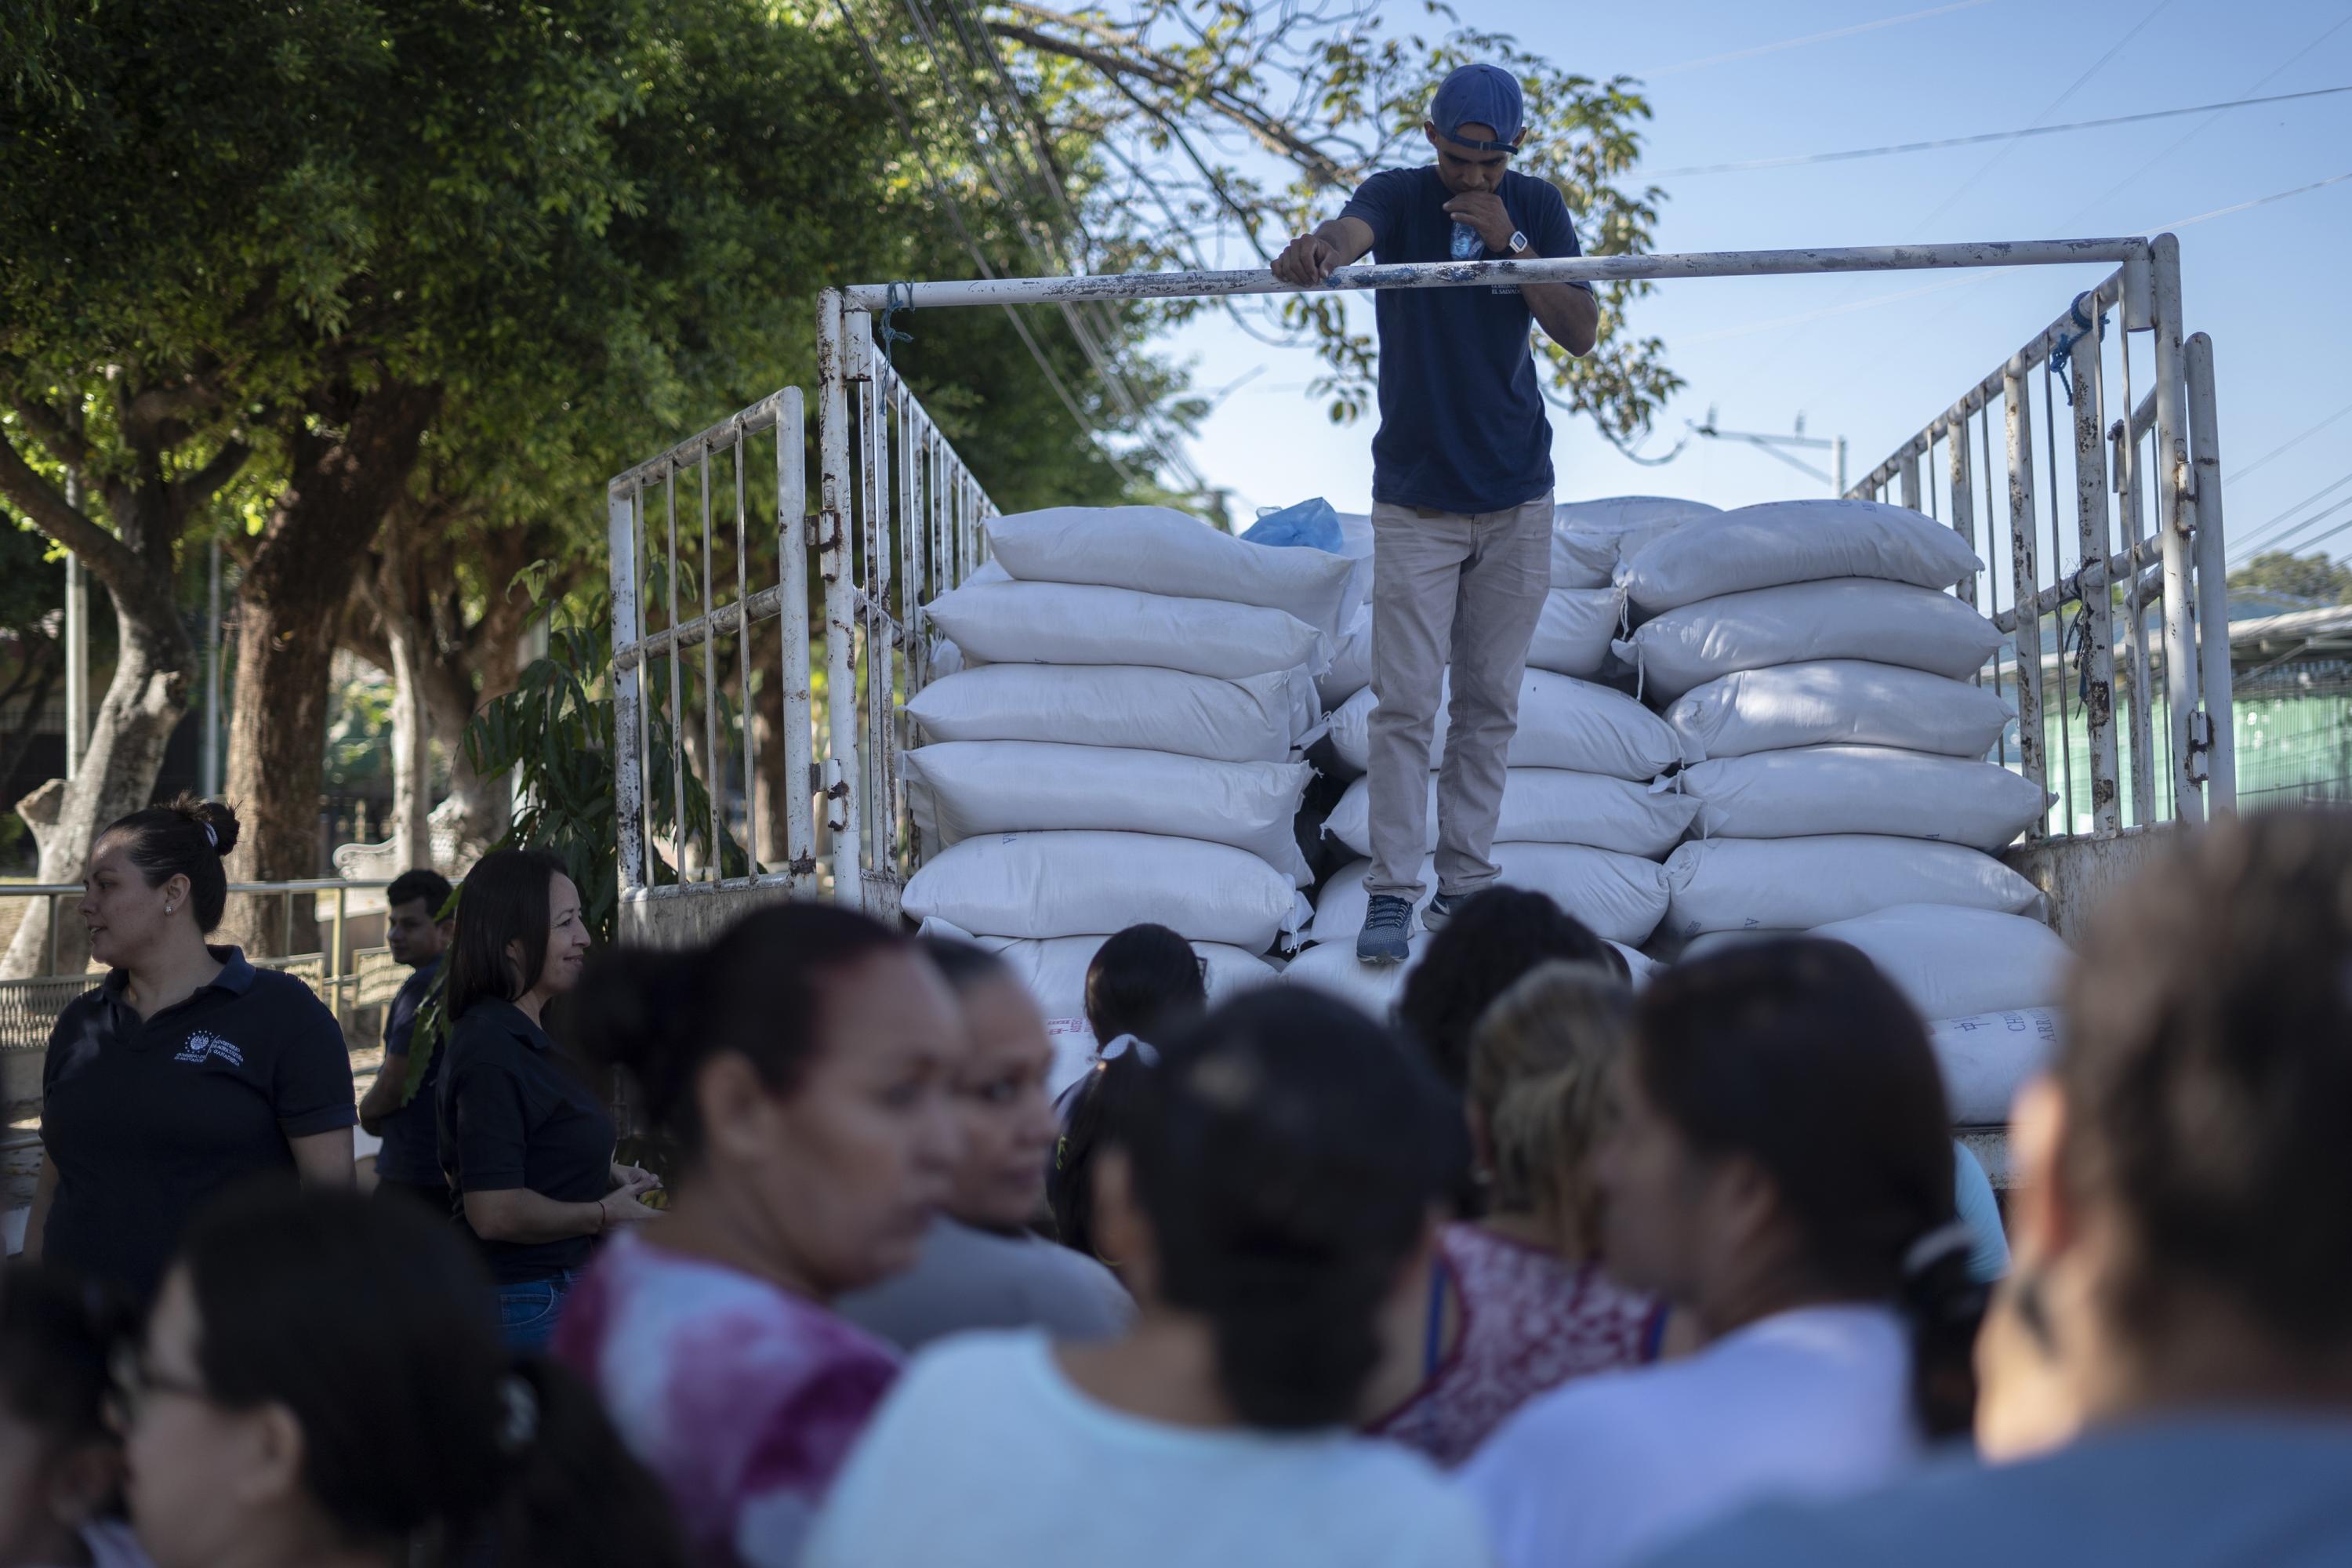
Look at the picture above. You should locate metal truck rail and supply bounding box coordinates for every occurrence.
[606,236,2230,951]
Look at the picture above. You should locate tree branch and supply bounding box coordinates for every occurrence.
[988,17,1352,187]
[0,430,143,595]
[173,438,251,513]
[5,394,93,473]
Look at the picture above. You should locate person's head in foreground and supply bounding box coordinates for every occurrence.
[118,1184,683,1568]
[919,938,1059,1232]
[1396,887,1626,1094]
[573,903,964,1298]
[1606,938,1984,1439]
[0,1263,137,1568]
[1987,807,2352,1449]
[1090,985,1468,1426]
[1636,808,2352,1568]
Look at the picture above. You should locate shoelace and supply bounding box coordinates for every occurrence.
[1364,896,1412,931]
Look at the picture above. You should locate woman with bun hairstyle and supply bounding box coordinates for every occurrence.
[118,1183,685,1568]
[554,902,964,1568]
[436,848,659,1352]
[28,797,354,1302]
[803,988,1491,1568]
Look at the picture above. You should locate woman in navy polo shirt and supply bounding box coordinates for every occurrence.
[437,848,660,1348]
[25,797,356,1301]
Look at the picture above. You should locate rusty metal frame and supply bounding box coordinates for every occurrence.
[1849,233,2233,838]
[606,233,2227,920]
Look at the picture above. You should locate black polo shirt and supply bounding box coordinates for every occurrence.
[40,946,356,1301]
[372,957,445,1188]
[435,997,614,1283]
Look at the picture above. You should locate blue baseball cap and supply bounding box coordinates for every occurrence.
[1430,64,1525,151]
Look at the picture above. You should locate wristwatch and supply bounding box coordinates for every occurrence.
[1508,230,1530,256]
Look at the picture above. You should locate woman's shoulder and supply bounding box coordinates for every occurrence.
[572,1236,901,1388]
[239,964,344,1034]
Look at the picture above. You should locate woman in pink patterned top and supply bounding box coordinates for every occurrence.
[1367,960,1668,1466]
[556,906,965,1567]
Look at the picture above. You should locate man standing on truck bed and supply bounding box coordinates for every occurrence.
[1272,64,1599,964]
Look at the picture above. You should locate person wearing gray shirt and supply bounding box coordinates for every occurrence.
[840,938,1132,1350]
[1641,810,2352,1568]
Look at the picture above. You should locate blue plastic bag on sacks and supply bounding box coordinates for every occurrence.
[1243,497,1344,554]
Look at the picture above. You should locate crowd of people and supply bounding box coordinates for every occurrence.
[9,793,2350,1566]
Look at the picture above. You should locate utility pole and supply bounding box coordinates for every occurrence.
[63,471,88,780]
[1692,408,1849,497]
[203,535,223,797]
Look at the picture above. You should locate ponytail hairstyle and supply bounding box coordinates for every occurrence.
[1083,924,1207,1046]
[1465,960,1632,1256]
[570,902,909,1162]
[100,794,240,932]
[176,1183,685,1567]
[444,848,568,1025]
[1047,1043,1153,1261]
[1117,989,1465,1429]
[1396,887,1624,1092]
[1633,938,1984,1439]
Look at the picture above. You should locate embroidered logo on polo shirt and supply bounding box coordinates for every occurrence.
[174,1031,245,1068]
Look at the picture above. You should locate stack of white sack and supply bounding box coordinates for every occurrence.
[1284,499,1718,1013]
[1312,496,1718,710]
[1621,499,2067,1120]
[901,506,1350,1044]
[1316,669,1692,947]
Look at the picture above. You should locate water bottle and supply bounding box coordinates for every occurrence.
[1449,221,1483,261]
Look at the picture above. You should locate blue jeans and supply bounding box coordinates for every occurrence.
[496,1269,581,1352]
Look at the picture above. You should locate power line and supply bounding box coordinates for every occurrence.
[2053,10,2352,230]
[2156,167,2352,230]
[1639,0,1994,78]
[1640,83,2352,177]
[2234,398,2352,487]
[2228,468,2352,561]
[831,0,1140,486]
[2249,495,2352,562]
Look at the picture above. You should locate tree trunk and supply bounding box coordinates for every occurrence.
[0,603,194,977]
[223,383,439,956]
[0,376,238,975]
[383,608,434,873]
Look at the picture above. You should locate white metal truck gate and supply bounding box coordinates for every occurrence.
[606,236,2231,946]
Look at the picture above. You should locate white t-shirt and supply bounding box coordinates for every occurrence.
[1459,1304,1922,1568]
[804,1330,1492,1568]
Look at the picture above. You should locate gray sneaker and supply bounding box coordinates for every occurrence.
[1422,891,1459,932]
[1356,893,1414,964]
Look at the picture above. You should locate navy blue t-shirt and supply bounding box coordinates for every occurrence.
[1338,165,1586,515]
[40,947,356,1301]
[372,956,444,1187]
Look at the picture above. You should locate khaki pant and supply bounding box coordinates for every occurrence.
[1366,491,1554,902]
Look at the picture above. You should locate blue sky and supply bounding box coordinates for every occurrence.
[1157,0,2352,570]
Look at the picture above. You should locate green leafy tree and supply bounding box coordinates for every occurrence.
[982,0,1679,445]
[2229,550,2352,608]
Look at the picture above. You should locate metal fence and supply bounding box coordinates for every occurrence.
[1846,233,2233,837]
[607,347,998,931]
[0,880,401,1052]
[606,236,2231,935]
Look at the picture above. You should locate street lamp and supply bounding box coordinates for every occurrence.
[1690,407,1849,497]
